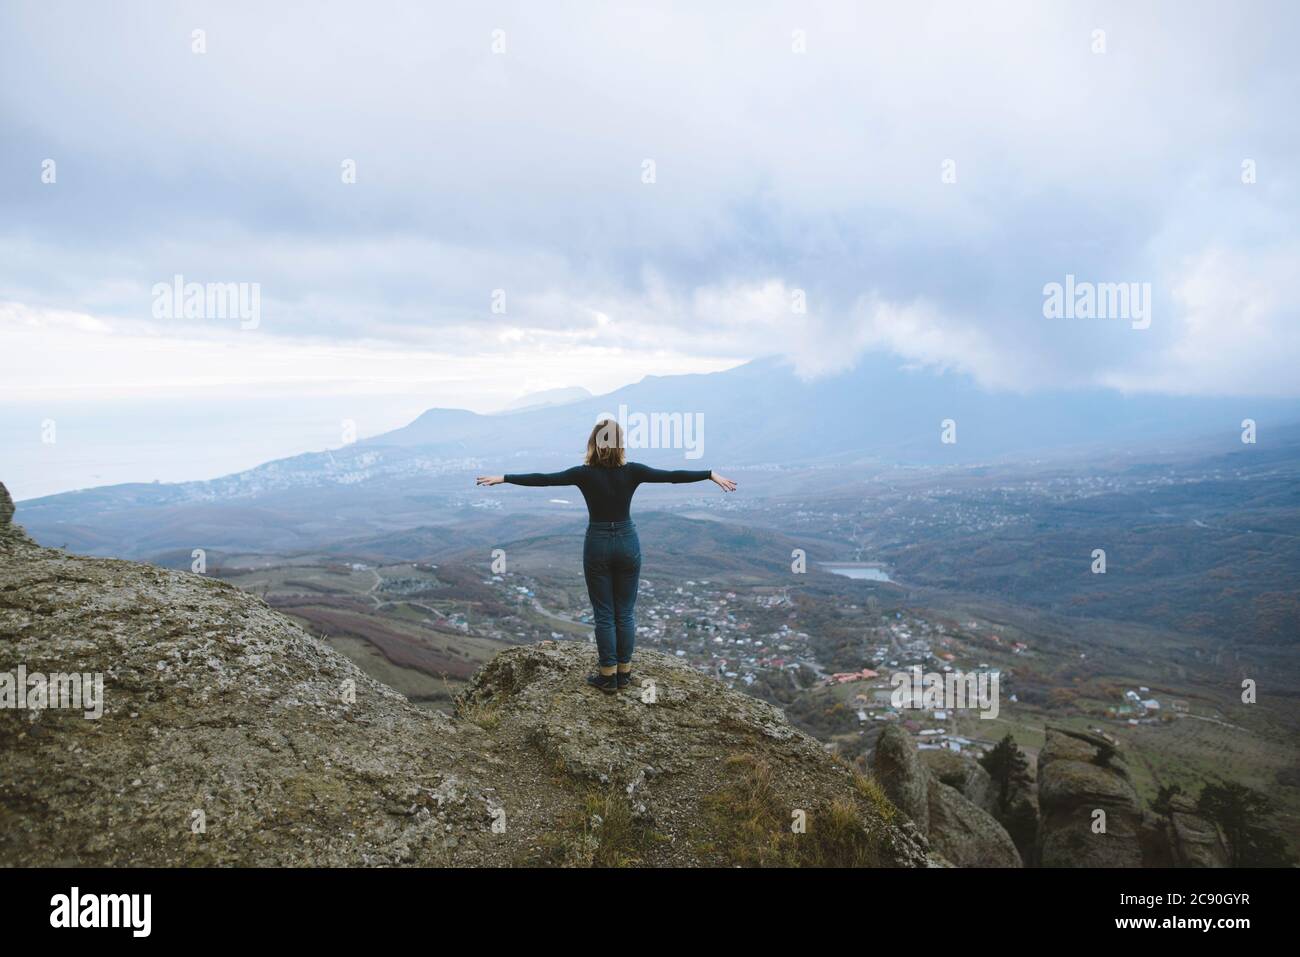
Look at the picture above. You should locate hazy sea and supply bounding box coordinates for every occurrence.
[0,395,434,501]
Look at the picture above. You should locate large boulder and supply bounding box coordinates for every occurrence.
[927,779,1023,867]
[920,747,995,814]
[0,481,14,527]
[1037,726,1143,867]
[1141,794,1231,867]
[871,724,929,833]
[873,726,1021,867]
[0,481,30,554]
[457,643,932,867]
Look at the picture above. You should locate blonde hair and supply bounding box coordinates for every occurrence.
[585,419,626,467]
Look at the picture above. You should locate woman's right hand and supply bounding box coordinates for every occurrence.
[476,475,505,486]
[710,471,737,492]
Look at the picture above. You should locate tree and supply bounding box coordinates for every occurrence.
[1198,781,1296,867]
[980,733,1029,815]
[1151,783,1183,820]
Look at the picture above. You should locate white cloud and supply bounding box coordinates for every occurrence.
[1101,246,1300,396]
[0,302,742,409]
[1,0,1298,399]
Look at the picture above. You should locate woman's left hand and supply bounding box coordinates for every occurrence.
[710,472,737,492]
[476,475,505,486]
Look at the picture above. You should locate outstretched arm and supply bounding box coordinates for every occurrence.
[631,463,737,492]
[477,466,585,487]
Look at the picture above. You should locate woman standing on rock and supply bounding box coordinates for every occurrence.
[476,419,737,694]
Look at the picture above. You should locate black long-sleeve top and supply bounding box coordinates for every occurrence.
[504,462,711,522]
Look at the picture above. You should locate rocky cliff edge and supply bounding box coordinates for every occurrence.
[0,482,930,867]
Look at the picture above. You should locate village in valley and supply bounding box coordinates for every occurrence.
[230,548,1200,773]
[476,566,1028,757]
[466,557,1204,762]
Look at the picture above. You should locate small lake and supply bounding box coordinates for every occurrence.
[820,563,892,582]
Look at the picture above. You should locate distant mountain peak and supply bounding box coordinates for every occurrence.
[496,386,593,414]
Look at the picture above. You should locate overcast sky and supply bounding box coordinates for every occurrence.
[2,0,1298,419]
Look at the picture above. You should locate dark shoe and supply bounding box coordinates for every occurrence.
[586,672,618,695]
[616,670,634,690]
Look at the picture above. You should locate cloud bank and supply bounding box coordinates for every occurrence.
[2,0,1297,400]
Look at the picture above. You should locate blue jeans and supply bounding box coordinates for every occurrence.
[583,519,642,667]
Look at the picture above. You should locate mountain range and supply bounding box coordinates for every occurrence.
[14,353,1300,560]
